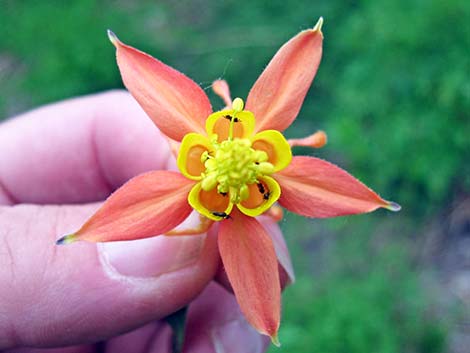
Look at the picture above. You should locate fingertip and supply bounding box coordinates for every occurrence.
[0,90,172,204]
[183,282,269,353]
[0,204,219,349]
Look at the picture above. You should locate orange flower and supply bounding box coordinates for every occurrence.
[57,18,400,344]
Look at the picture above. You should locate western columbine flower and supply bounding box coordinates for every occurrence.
[57,18,400,344]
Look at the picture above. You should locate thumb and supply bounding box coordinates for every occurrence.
[0,204,218,350]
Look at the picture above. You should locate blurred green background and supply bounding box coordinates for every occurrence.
[1,0,469,352]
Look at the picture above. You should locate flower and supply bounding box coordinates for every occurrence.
[178,96,291,221]
[56,18,400,344]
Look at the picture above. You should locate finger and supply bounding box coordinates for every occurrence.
[0,204,219,350]
[3,345,95,353]
[0,90,171,205]
[105,321,172,353]
[183,282,270,353]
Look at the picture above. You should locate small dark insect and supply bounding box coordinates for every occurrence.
[212,211,231,219]
[263,192,270,200]
[257,183,265,194]
[224,114,240,122]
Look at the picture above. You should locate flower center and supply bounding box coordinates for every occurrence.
[200,138,275,204]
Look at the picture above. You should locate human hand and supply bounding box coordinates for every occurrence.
[0,91,293,353]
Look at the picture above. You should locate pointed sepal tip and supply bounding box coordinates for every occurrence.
[56,234,77,245]
[313,17,324,32]
[271,333,281,347]
[386,201,401,212]
[107,29,118,47]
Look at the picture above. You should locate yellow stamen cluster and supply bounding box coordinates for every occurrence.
[200,138,274,204]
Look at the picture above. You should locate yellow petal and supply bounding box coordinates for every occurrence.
[206,110,255,142]
[177,133,211,180]
[188,182,234,221]
[237,176,281,217]
[251,130,292,172]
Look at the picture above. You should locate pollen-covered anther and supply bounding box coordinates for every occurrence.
[199,138,275,204]
[257,162,275,174]
[232,97,244,112]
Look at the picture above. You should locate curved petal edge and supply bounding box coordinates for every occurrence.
[218,209,281,341]
[275,156,400,218]
[57,171,194,243]
[108,30,212,141]
[246,18,323,133]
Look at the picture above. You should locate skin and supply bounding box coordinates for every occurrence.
[0,91,292,353]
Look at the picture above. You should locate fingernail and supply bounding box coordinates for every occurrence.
[212,319,269,353]
[99,234,206,278]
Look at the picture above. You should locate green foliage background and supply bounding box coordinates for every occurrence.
[1,0,468,351]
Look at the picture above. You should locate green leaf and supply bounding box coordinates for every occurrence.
[165,306,188,353]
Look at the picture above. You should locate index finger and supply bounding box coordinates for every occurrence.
[0,90,171,205]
